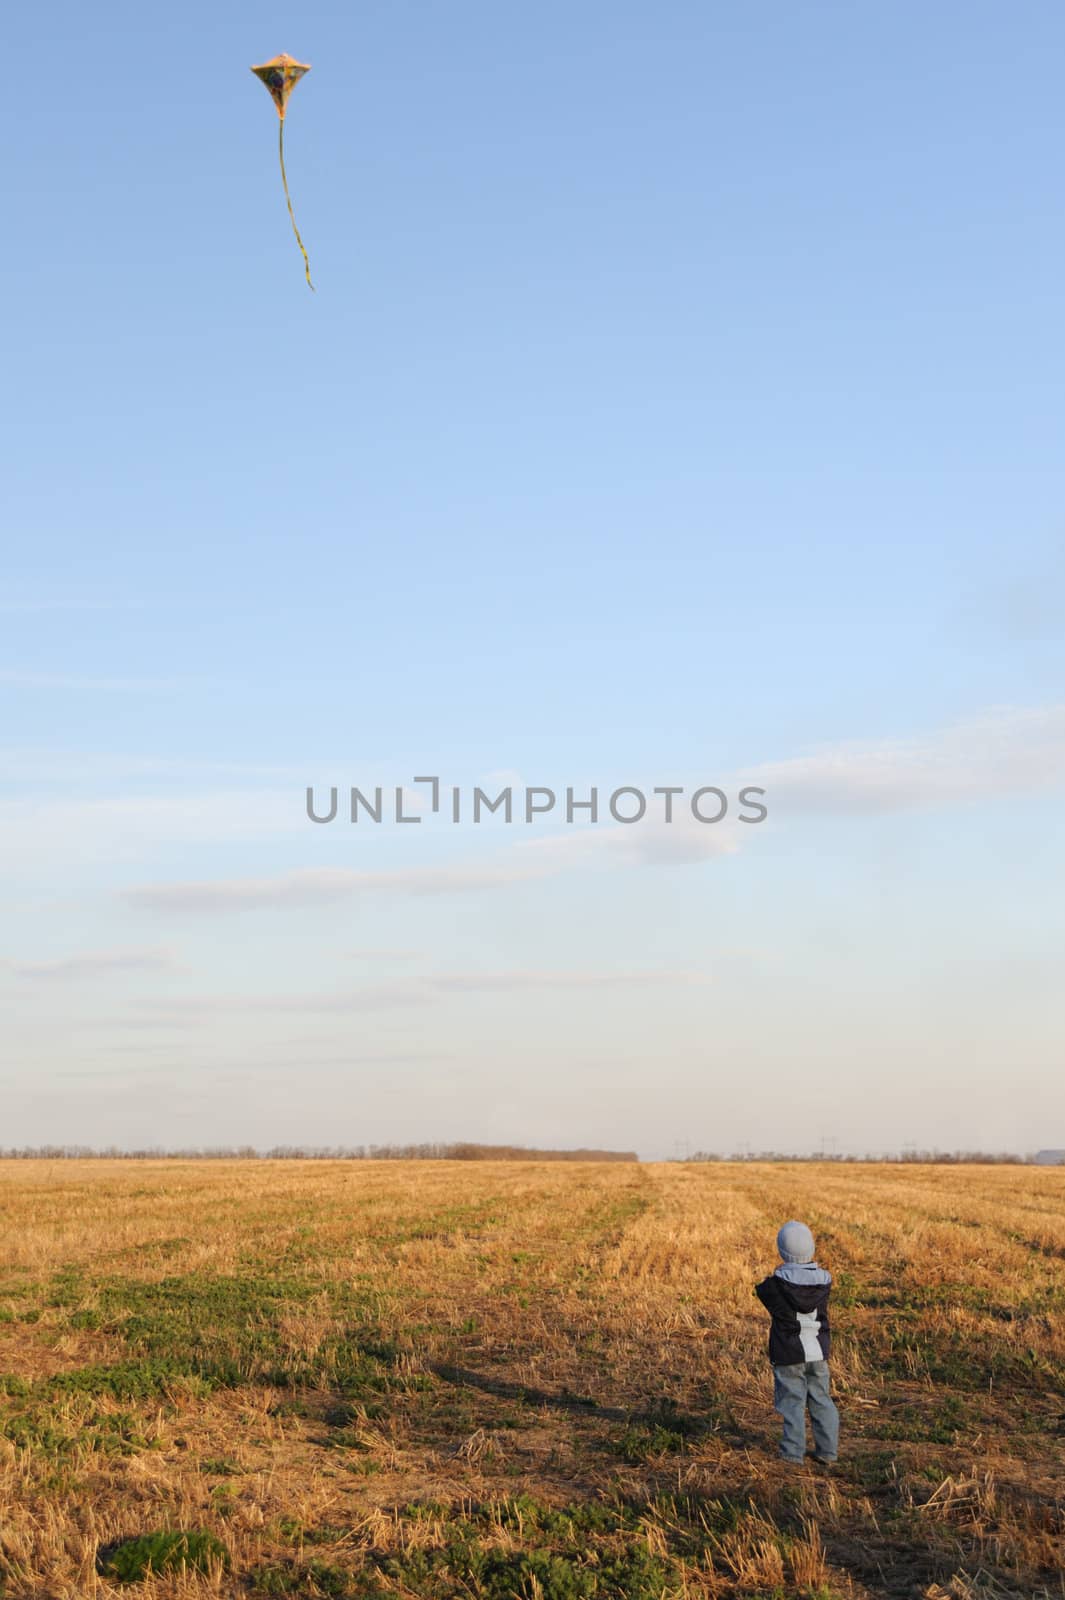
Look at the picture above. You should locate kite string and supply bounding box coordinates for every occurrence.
[279,117,314,291]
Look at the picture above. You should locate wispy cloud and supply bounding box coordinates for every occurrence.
[3,948,177,981]
[517,816,741,869]
[125,860,546,912]
[54,1049,453,1080]
[124,968,710,1019]
[25,701,1065,913]
[0,790,304,866]
[89,1017,204,1031]
[427,968,711,993]
[121,808,742,914]
[748,704,1065,815]
[141,982,437,1015]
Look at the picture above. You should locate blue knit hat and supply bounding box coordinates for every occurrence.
[777,1220,816,1263]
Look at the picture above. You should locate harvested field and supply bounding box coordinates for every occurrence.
[1,1159,1063,1598]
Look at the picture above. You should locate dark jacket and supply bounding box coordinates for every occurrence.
[754,1264,832,1366]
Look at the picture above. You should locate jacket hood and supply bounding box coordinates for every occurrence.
[774,1262,831,1286]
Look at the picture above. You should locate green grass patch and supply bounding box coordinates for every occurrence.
[250,1558,387,1596]
[582,1190,652,1240]
[95,1529,229,1583]
[611,1422,690,1462]
[274,1519,352,1547]
[48,1358,203,1401]
[382,1536,675,1600]
[844,1450,901,1488]
[1,1395,159,1459]
[80,1272,403,1393]
[373,1493,782,1598]
[882,1318,1065,1390]
[872,1395,972,1445]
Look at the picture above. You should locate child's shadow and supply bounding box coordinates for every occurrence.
[429,1360,725,1441]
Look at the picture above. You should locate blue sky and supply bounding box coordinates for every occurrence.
[3,2,1064,1156]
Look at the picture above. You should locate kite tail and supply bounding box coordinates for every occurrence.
[279,118,314,291]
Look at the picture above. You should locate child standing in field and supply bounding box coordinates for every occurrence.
[754,1220,839,1464]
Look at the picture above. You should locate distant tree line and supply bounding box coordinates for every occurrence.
[685,1149,1038,1164]
[0,1145,1057,1165]
[0,1142,638,1162]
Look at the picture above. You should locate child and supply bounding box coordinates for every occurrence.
[754,1219,839,1464]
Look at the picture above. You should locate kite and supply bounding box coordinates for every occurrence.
[251,53,314,290]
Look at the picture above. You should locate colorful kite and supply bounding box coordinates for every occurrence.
[251,53,314,290]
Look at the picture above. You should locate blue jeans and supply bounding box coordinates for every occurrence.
[772,1360,839,1460]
